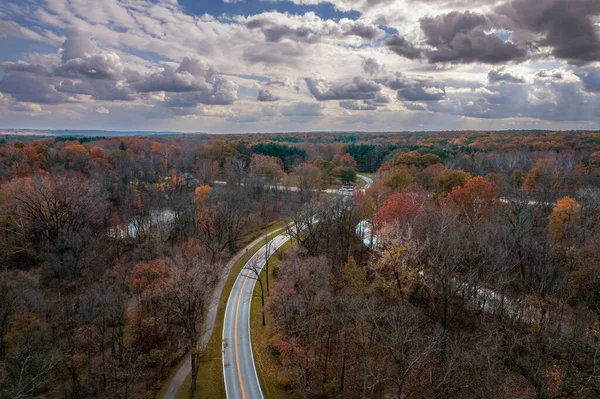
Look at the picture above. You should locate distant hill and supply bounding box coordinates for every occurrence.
[0,129,208,137]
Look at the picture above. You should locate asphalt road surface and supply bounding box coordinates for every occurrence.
[222,174,372,399]
[356,174,373,189]
[222,233,291,399]
[161,229,287,399]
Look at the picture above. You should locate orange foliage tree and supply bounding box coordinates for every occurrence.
[549,196,580,242]
[444,176,499,224]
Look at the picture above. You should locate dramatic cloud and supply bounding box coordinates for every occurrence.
[162,78,238,107]
[385,35,422,60]
[494,0,600,65]
[55,30,124,80]
[0,30,236,111]
[379,73,445,101]
[536,69,564,81]
[305,76,381,101]
[0,0,599,130]
[243,12,384,43]
[131,59,216,93]
[488,68,525,83]
[420,11,527,64]
[397,83,446,102]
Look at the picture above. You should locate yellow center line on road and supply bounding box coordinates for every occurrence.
[235,274,249,399]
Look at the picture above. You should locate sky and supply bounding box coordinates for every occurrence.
[0,0,600,133]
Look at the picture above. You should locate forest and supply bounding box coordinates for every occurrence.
[0,130,599,399]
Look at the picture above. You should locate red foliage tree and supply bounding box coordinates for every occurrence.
[444,176,499,223]
[375,192,420,228]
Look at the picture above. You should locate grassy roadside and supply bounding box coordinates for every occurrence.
[172,222,288,399]
[250,240,295,399]
[356,178,368,189]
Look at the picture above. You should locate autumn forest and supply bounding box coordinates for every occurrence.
[0,130,600,399]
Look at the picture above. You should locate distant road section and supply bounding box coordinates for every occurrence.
[222,233,291,399]
[356,174,373,189]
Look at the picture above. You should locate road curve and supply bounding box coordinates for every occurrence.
[222,233,291,399]
[222,173,373,399]
[356,174,373,189]
[162,228,287,399]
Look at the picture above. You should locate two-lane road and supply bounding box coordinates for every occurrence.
[222,173,373,399]
[222,233,291,399]
[222,174,373,399]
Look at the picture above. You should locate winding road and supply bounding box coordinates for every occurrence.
[222,233,292,399]
[161,228,287,399]
[222,174,373,399]
[163,174,373,399]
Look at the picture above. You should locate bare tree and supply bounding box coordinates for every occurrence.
[0,175,108,283]
[163,242,218,398]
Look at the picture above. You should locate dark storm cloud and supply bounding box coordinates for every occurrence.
[305,76,381,101]
[420,11,527,64]
[488,67,525,83]
[494,0,600,65]
[257,89,280,102]
[384,11,526,64]
[421,11,488,46]
[281,102,324,117]
[385,35,422,60]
